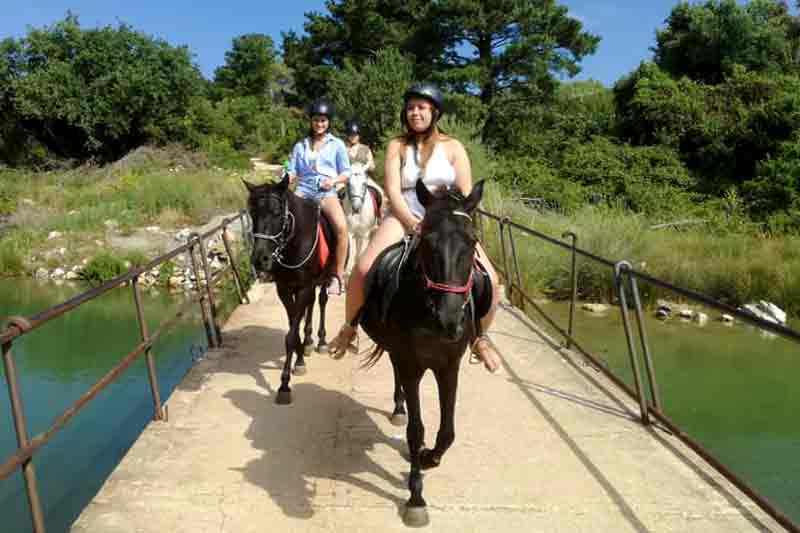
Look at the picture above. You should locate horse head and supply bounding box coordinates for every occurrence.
[415,179,485,342]
[243,173,291,282]
[347,162,368,213]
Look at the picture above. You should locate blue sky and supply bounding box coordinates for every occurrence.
[0,1,780,86]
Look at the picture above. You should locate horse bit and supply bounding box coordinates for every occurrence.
[250,195,319,269]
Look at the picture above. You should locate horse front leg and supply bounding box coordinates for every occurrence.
[276,284,298,404]
[292,286,316,377]
[402,370,429,527]
[389,355,407,426]
[316,284,330,353]
[421,363,460,470]
[301,290,315,356]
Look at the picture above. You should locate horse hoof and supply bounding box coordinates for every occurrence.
[293,365,307,376]
[419,448,440,470]
[317,343,329,354]
[390,413,407,426]
[275,389,292,405]
[403,506,429,528]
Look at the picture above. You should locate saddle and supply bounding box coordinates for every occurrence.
[363,236,492,326]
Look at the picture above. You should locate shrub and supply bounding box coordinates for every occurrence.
[79,252,127,285]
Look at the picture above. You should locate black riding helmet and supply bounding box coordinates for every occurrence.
[344,120,361,135]
[307,98,334,119]
[402,82,444,131]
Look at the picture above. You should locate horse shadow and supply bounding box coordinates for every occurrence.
[214,325,408,520]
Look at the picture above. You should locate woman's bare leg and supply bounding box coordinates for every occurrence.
[321,196,349,292]
[473,242,502,373]
[331,216,406,355]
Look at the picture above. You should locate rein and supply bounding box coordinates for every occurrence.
[419,208,476,299]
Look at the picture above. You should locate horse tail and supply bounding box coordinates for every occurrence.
[361,344,386,369]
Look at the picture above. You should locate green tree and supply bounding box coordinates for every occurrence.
[328,47,414,146]
[282,0,443,100]
[213,33,277,99]
[2,15,206,163]
[434,0,600,108]
[654,0,800,84]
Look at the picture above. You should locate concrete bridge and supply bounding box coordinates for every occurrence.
[72,283,781,532]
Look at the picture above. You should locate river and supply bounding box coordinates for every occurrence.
[534,300,800,524]
[0,279,211,533]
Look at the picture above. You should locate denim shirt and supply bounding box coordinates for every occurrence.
[287,134,351,191]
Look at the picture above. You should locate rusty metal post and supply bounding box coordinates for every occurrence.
[220,219,249,304]
[131,276,164,421]
[614,261,650,425]
[562,232,578,349]
[506,224,525,309]
[2,339,46,532]
[498,217,512,303]
[629,274,662,411]
[196,233,222,346]
[476,210,486,244]
[187,238,216,349]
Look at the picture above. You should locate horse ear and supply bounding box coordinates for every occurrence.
[463,180,485,213]
[277,172,290,191]
[416,179,434,208]
[242,179,256,193]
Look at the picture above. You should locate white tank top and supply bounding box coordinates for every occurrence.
[400,142,456,218]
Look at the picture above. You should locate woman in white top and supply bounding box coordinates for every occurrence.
[330,83,501,373]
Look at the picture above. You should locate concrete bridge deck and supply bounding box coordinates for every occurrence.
[73,283,780,532]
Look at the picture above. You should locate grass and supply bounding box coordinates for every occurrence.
[0,157,249,278]
[480,182,800,317]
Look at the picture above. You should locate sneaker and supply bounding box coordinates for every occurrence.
[327,275,344,296]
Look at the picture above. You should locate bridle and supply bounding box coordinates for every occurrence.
[419,209,475,305]
[250,193,319,270]
[347,169,368,214]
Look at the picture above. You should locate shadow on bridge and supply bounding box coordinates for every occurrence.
[207,323,410,522]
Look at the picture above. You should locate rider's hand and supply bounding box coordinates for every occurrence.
[319,178,333,191]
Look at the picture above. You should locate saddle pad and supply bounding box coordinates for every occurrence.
[317,223,330,270]
[367,186,383,220]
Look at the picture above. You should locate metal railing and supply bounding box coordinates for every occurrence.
[476,208,800,533]
[1,210,251,533]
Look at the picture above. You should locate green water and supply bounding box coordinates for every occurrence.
[0,279,209,533]
[533,300,800,524]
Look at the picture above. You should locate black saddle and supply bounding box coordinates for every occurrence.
[363,236,492,326]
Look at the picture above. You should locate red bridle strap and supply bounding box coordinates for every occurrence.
[423,266,474,295]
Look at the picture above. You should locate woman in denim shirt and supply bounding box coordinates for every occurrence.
[287,98,351,294]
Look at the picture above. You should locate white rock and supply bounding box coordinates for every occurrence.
[175,228,193,241]
[47,231,62,240]
[721,314,734,323]
[34,267,49,279]
[22,198,35,206]
[678,308,694,319]
[693,312,709,325]
[82,258,90,265]
[145,226,161,233]
[741,301,786,325]
[582,303,609,313]
[65,271,80,280]
[104,219,118,229]
[57,247,67,256]
[94,240,104,246]
[50,268,65,279]
[67,210,78,216]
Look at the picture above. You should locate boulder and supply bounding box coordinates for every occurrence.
[741,301,787,325]
[693,312,709,325]
[50,268,65,280]
[655,308,670,320]
[47,231,62,240]
[678,308,694,319]
[35,267,49,279]
[721,313,734,323]
[582,303,609,313]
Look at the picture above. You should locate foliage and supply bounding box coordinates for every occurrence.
[79,252,127,285]
[213,34,277,99]
[743,132,800,232]
[329,47,414,147]
[654,0,800,85]
[1,15,206,163]
[158,260,175,286]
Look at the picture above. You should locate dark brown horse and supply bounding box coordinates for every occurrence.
[244,174,339,404]
[359,179,485,527]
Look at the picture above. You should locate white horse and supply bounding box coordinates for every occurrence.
[343,162,383,274]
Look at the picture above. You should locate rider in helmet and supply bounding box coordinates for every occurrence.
[330,83,502,373]
[286,97,351,295]
[344,118,384,215]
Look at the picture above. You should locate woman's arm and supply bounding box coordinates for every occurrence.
[287,142,302,184]
[450,139,473,196]
[385,139,420,231]
[365,146,376,173]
